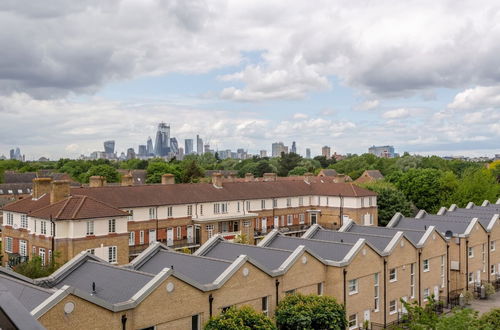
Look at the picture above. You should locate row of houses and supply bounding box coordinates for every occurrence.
[1,199,499,329]
[1,173,378,266]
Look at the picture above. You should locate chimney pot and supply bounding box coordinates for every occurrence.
[263,173,277,182]
[161,174,175,185]
[304,172,314,184]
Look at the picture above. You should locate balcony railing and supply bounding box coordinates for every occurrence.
[129,238,200,255]
[255,224,311,237]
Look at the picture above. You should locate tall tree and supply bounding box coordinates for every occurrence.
[204,306,276,330]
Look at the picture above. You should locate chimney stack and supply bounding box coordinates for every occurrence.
[244,173,254,182]
[161,174,175,185]
[304,172,314,184]
[50,180,70,204]
[227,173,237,182]
[89,176,106,188]
[212,173,223,188]
[33,178,52,199]
[263,173,277,182]
[121,174,134,186]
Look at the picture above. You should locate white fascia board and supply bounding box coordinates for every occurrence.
[387,212,403,228]
[212,255,247,286]
[496,198,500,205]
[482,200,490,207]
[278,245,306,272]
[130,268,172,303]
[464,218,479,236]
[31,285,72,318]
[417,226,435,247]
[342,238,365,264]
[466,202,475,209]
[338,218,354,232]
[193,234,223,256]
[487,214,499,232]
[301,224,322,238]
[383,231,404,254]
[128,242,165,268]
[415,210,427,219]
[448,204,458,212]
[256,229,280,247]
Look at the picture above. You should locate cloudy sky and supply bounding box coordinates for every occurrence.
[1,0,500,159]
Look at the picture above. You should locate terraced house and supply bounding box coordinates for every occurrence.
[2,173,377,264]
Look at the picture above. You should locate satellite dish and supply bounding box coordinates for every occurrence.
[445,230,453,238]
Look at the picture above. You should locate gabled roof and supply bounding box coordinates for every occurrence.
[388,214,483,237]
[0,272,55,311]
[0,286,45,329]
[319,169,338,177]
[2,194,50,213]
[28,195,129,220]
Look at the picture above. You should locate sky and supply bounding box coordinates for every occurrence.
[1,0,500,160]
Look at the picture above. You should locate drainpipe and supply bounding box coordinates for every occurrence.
[121,315,127,330]
[343,268,347,311]
[487,234,491,283]
[465,240,469,291]
[383,259,387,327]
[49,215,55,262]
[209,294,214,318]
[418,250,422,306]
[275,279,280,306]
[446,243,450,305]
[156,206,159,243]
[339,194,344,228]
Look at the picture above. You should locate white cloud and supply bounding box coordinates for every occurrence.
[293,113,308,119]
[382,108,411,119]
[448,85,500,110]
[356,99,379,111]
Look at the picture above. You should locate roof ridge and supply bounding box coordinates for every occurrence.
[0,273,55,294]
[71,195,87,219]
[85,260,155,277]
[72,194,128,215]
[279,235,356,247]
[322,229,394,239]
[220,241,296,253]
[158,249,232,264]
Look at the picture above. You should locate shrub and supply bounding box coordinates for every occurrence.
[204,306,276,330]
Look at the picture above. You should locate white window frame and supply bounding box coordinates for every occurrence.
[299,214,305,224]
[19,240,27,257]
[20,214,28,229]
[348,314,357,330]
[246,201,250,211]
[6,213,13,226]
[287,215,293,226]
[468,272,474,283]
[139,230,145,244]
[41,221,47,235]
[286,198,291,207]
[423,288,430,301]
[468,246,474,258]
[261,199,266,210]
[4,237,13,253]
[262,296,269,316]
[273,199,277,208]
[200,204,203,216]
[299,197,303,206]
[108,219,116,233]
[491,264,496,275]
[167,206,173,217]
[176,226,182,239]
[317,282,324,296]
[243,220,250,228]
[374,272,380,311]
[410,263,415,298]
[39,248,46,266]
[389,300,397,314]
[491,240,496,252]
[149,207,156,219]
[86,221,94,236]
[129,232,135,246]
[423,259,430,272]
[389,268,397,282]
[348,279,358,295]
[108,246,117,264]
[440,255,445,288]
[187,205,192,216]
[206,225,214,239]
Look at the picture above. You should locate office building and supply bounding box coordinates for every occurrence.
[126,148,136,160]
[185,139,194,155]
[272,142,287,157]
[306,148,311,159]
[260,150,267,158]
[322,146,331,158]
[103,140,115,154]
[291,141,297,154]
[154,123,170,157]
[146,137,154,156]
[196,135,203,155]
[368,145,396,158]
[137,145,147,157]
[170,138,179,156]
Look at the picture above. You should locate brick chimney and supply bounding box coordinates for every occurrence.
[50,180,70,204]
[244,173,254,182]
[121,174,134,186]
[227,173,237,182]
[263,173,277,182]
[212,173,223,188]
[304,172,314,184]
[89,176,106,187]
[161,174,175,185]
[33,177,52,199]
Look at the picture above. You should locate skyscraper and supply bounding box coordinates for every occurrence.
[291,141,297,154]
[185,139,194,155]
[170,138,179,155]
[322,146,331,158]
[260,150,267,158]
[196,135,203,155]
[138,145,147,157]
[306,148,311,159]
[146,137,154,156]
[104,140,115,154]
[154,122,170,157]
[272,142,287,157]
[368,145,396,158]
[126,148,136,160]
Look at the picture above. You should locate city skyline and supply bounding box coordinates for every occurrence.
[1,2,500,160]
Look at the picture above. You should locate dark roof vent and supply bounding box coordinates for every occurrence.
[445,230,453,238]
[424,225,427,230]
[92,282,96,294]
[171,265,174,270]
[340,239,343,243]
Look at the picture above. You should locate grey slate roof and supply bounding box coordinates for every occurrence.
[346,223,424,245]
[52,260,154,304]
[265,235,354,261]
[0,273,53,311]
[427,212,493,229]
[0,288,45,330]
[311,228,392,252]
[203,241,292,270]
[394,217,470,235]
[135,249,232,285]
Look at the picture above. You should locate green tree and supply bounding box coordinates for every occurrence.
[146,160,181,183]
[314,155,336,168]
[13,253,61,279]
[204,306,276,330]
[278,152,302,177]
[120,159,148,170]
[358,181,413,226]
[479,308,500,329]
[275,294,347,330]
[447,168,500,207]
[255,160,276,177]
[182,160,204,183]
[288,166,308,176]
[83,164,120,183]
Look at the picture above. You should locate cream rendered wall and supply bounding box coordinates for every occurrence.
[66,217,128,239]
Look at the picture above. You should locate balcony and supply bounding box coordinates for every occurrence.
[129,238,200,256]
[255,224,311,237]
